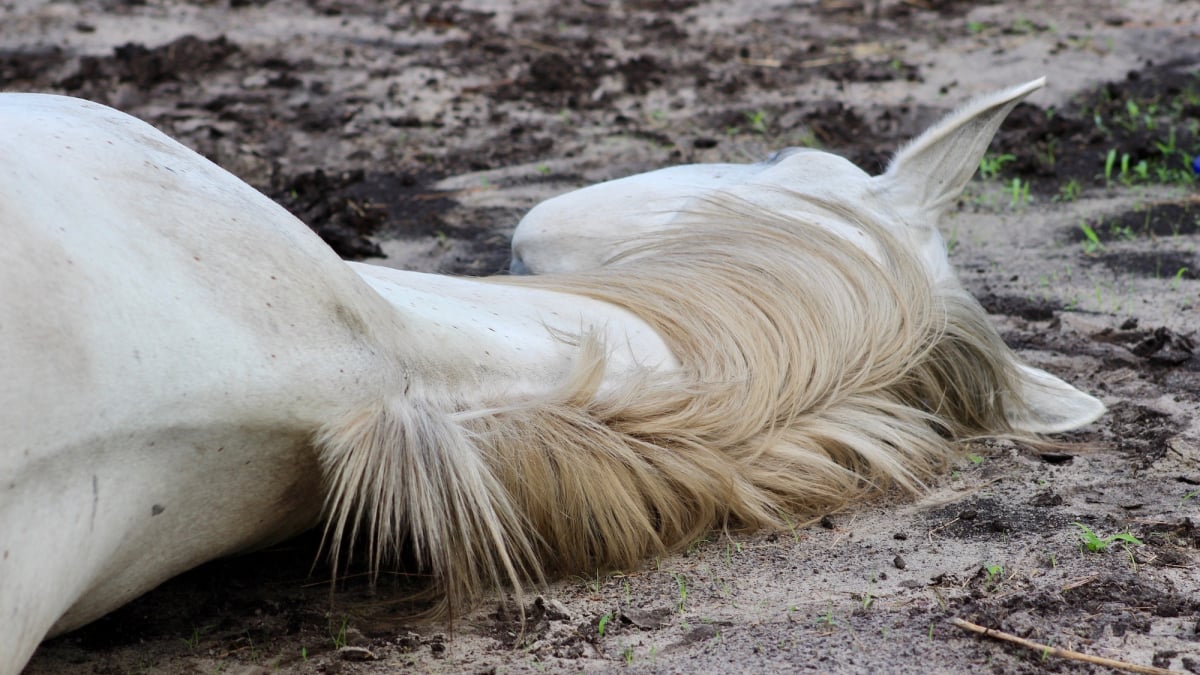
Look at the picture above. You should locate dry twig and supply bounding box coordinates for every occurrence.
[949,617,1180,675]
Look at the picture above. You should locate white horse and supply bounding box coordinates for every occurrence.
[0,80,1101,673]
[0,94,671,672]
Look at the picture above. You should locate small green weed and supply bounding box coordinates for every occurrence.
[330,617,349,650]
[815,608,837,628]
[672,573,688,612]
[980,563,1005,591]
[1073,522,1143,553]
[597,612,613,637]
[1055,178,1081,202]
[1079,220,1103,253]
[181,627,200,650]
[745,110,769,135]
[1168,267,1189,290]
[1103,148,1118,185]
[979,153,1015,180]
[1008,177,1031,207]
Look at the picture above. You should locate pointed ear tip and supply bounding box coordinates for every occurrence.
[1012,395,1106,434]
[875,77,1049,183]
[1010,76,1047,98]
[1027,387,1107,433]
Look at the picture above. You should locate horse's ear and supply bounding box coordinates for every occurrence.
[877,78,1045,219]
[1008,363,1106,434]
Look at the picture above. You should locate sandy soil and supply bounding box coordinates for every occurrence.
[5,0,1200,672]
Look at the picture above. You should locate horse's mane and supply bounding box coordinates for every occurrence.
[315,194,1039,617]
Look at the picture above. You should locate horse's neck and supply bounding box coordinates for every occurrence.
[348,263,678,400]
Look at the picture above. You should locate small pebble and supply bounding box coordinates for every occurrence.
[893,555,907,570]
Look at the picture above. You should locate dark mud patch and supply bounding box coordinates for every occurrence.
[487,596,573,648]
[48,531,333,655]
[961,570,1200,645]
[1142,517,1200,553]
[0,47,69,89]
[273,169,459,259]
[994,61,1200,196]
[977,293,1061,321]
[1091,250,1197,280]
[58,34,240,96]
[1091,324,1197,368]
[1098,401,1183,466]
[924,496,1072,542]
[1066,200,1200,244]
[271,169,513,272]
[42,529,454,668]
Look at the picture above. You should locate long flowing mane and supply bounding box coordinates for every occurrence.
[315,194,1038,616]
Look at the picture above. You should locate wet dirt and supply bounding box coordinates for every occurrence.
[5,0,1200,672]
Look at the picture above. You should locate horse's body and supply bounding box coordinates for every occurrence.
[2,81,1103,673]
[0,95,670,673]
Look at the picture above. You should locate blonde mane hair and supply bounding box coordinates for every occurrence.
[315,195,1038,617]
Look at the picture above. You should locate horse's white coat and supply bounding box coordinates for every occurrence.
[511,78,1106,433]
[0,94,670,674]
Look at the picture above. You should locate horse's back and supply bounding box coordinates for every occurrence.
[0,94,391,445]
[0,95,393,669]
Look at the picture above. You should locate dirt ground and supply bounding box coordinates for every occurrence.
[5,0,1200,672]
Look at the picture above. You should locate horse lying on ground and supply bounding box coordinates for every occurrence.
[0,79,1102,673]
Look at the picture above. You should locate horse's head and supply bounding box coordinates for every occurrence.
[511,78,1045,288]
[510,79,1106,435]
